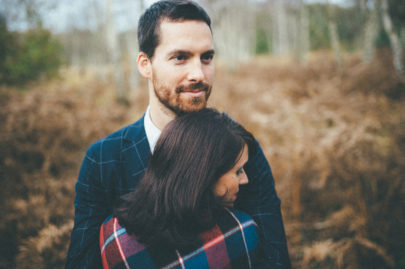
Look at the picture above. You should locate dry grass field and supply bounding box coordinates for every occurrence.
[1,51,404,268]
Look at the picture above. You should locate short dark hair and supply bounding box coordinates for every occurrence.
[115,108,257,248]
[137,0,211,58]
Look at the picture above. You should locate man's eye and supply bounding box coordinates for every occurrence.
[202,54,213,63]
[173,55,186,62]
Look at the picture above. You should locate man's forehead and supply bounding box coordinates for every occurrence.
[157,19,212,41]
[155,19,214,55]
[158,17,211,29]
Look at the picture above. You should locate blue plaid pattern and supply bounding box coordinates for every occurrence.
[66,115,290,268]
[100,209,259,269]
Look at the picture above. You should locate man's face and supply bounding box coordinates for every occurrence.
[150,20,215,115]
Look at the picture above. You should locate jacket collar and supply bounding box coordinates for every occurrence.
[122,114,148,144]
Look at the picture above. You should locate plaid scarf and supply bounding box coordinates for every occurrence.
[100,208,259,269]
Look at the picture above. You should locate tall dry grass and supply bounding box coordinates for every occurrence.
[0,51,404,268]
[210,50,405,268]
[0,71,148,268]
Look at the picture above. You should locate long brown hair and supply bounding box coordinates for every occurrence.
[114,108,256,248]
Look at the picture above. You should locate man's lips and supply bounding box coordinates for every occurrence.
[182,90,205,97]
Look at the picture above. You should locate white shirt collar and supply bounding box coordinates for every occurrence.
[144,106,162,153]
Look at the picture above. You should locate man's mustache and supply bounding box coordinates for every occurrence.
[176,82,210,93]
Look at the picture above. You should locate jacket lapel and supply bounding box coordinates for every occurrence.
[120,115,152,193]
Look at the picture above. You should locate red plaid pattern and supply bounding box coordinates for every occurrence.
[100,209,259,269]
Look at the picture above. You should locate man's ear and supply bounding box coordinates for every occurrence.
[137,52,152,79]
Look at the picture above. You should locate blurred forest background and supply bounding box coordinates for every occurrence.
[0,0,404,268]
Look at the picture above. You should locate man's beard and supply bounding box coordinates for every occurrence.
[153,81,212,116]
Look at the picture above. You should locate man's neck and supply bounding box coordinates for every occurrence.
[148,97,176,131]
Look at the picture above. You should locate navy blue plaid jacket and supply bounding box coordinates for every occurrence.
[66,115,290,268]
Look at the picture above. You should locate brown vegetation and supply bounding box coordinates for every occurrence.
[0,72,148,268]
[0,51,404,268]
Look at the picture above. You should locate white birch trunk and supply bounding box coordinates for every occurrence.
[272,0,289,55]
[237,0,255,61]
[380,0,404,75]
[209,0,255,71]
[238,0,251,61]
[126,33,139,93]
[105,0,126,101]
[327,2,342,65]
[125,0,144,93]
[290,10,298,58]
[362,0,377,63]
[297,0,310,63]
[92,0,108,81]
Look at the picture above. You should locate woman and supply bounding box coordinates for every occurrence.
[99,108,260,269]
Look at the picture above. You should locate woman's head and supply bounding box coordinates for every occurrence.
[149,108,257,210]
[213,143,249,207]
[115,108,257,247]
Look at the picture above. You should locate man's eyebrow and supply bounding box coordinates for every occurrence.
[167,49,215,56]
[203,49,215,55]
[167,50,193,57]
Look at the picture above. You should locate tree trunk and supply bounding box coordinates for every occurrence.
[362,0,378,63]
[92,0,108,81]
[105,0,127,102]
[126,33,139,93]
[296,0,310,63]
[207,0,255,71]
[126,0,144,94]
[327,2,342,66]
[272,0,289,55]
[237,0,255,61]
[380,0,404,76]
[360,0,378,63]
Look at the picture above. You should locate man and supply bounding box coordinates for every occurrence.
[66,1,290,268]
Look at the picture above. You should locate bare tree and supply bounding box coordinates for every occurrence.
[126,0,145,93]
[296,0,310,63]
[125,32,139,93]
[379,0,404,76]
[202,0,256,70]
[272,0,290,55]
[361,0,378,63]
[105,0,127,101]
[327,1,342,65]
[267,0,309,61]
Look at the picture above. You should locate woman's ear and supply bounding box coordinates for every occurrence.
[137,52,152,79]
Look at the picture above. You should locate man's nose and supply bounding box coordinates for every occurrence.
[187,60,204,82]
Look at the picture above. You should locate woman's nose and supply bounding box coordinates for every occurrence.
[239,171,249,185]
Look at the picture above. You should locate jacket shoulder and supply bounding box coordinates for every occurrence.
[86,116,145,158]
